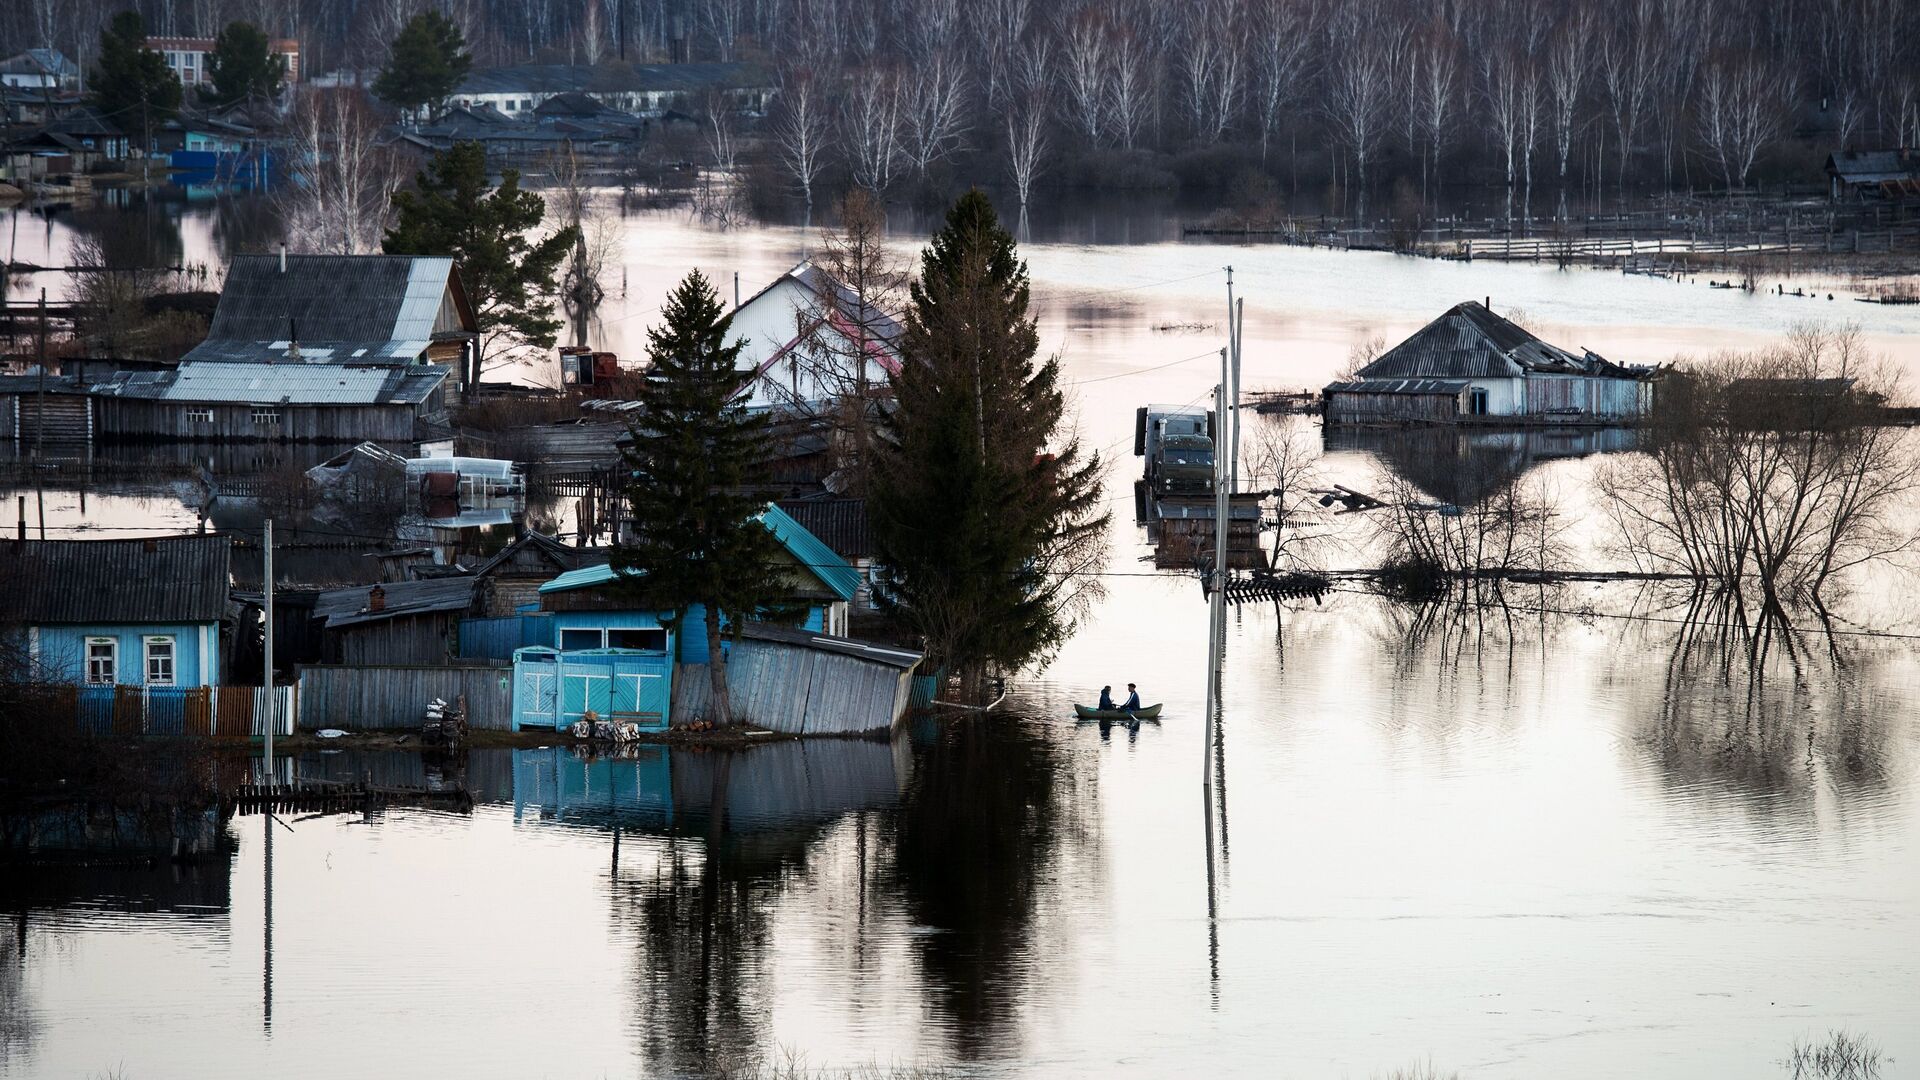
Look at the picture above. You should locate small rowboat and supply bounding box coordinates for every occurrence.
[1073,703,1163,721]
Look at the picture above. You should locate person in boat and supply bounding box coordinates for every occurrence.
[1097,686,1115,710]
[1122,684,1141,711]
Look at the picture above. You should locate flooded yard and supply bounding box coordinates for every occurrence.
[4,198,1919,1078]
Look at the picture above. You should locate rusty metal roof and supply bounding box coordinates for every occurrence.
[0,535,231,624]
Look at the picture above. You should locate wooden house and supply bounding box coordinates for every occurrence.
[470,530,606,617]
[182,253,478,384]
[728,262,903,413]
[0,535,231,688]
[88,362,448,443]
[1323,302,1656,426]
[774,497,876,611]
[1825,149,1920,201]
[311,577,481,665]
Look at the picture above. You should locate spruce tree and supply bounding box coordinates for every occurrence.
[203,22,286,107]
[383,141,578,395]
[870,191,1108,687]
[89,12,181,155]
[612,272,796,727]
[372,12,472,120]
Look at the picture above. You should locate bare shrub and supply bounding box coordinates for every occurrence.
[1786,1029,1883,1080]
[1368,466,1567,597]
[1595,326,1918,606]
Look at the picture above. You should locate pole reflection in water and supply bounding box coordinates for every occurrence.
[262,809,273,1035]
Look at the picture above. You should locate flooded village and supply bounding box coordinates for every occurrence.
[5,2,1920,1078]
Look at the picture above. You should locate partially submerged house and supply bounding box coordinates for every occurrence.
[672,622,922,734]
[89,363,448,442]
[0,535,231,688]
[729,261,904,412]
[1323,302,1657,425]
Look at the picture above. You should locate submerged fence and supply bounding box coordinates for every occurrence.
[56,685,297,737]
[297,664,515,731]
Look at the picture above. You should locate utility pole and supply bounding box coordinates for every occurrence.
[1230,298,1244,493]
[1223,268,1238,493]
[263,518,275,770]
[35,288,46,462]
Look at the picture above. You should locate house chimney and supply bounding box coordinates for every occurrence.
[368,584,386,613]
[279,243,287,273]
[1485,295,1491,310]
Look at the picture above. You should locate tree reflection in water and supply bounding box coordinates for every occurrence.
[881,713,1098,1061]
[1637,596,1893,807]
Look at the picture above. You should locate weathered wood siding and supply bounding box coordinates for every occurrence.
[94,399,422,443]
[672,644,917,735]
[297,663,515,730]
[329,612,462,666]
[1324,389,1463,425]
[1526,375,1648,418]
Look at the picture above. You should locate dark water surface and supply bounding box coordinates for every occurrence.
[4,197,1920,1078]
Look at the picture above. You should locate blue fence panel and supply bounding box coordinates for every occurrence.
[461,614,556,660]
[76,687,115,736]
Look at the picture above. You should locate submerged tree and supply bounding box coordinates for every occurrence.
[281,87,402,255]
[870,190,1107,688]
[1596,326,1918,608]
[383,141,578,393]
[612,271,795,728]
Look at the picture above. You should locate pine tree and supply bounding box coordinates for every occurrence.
[372,12,472,120]
[870,190,1108,687]
[383,141,578,395]
[203,22,285,107]
[89,12,181,155]
[612,272,798,727]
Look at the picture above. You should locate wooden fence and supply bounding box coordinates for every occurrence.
[297,663,515,731]
[56,684,296,737]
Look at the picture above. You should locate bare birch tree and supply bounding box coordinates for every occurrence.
[1598,0,1663,190]
[901,47,970,174]
[1697,48,1793,189]
[1325,5,1394,210]
[1413,19,1459,199]
[1059,8,1109,145]
[1105,18,1154,151]
[1005,38,1052,208]
[1544,6,1593,187]
[1250,0,1312,163]
[279,88,401,255]
[842,68,904,190]
[773,67,833,208]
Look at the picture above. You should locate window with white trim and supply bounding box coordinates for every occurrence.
[86,637,117,685]
[252,408,281,425]
[144,636,176,686]
[186,407,213,423]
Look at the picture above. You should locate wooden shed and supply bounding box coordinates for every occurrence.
[673,622,922,735]
[312,577,481,665]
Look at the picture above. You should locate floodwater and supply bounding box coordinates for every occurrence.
[5,193,1920,1078]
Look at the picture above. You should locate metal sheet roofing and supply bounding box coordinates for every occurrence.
[0,536,231,624]
[95,362,446,405]
[185,255,465,366]
[1356,302,1589,380]
[313,577,477,628]
[774,498,872,558]
[541,506,859,602]
[1324,378,1470,395]
[456,61,770,97]
[738,621,922,669]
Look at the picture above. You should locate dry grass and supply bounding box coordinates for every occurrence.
[1787,1030,1884,1079]
[1371,1060,1458,1080]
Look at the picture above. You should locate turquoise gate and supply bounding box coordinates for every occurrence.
[511,647,673,731]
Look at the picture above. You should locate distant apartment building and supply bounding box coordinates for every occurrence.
[146,36,301,87]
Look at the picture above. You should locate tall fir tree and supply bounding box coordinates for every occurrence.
[372,12,472,119]
[612,272,798,727]
[202,22,286,107]
[89,12,182,154]
[870,190,1107,686]
[383,141,577,395]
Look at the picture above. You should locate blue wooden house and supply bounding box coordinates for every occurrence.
[1,536,232,688]
[510,506,860,730]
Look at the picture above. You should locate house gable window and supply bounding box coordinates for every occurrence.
[144,636,176,686]
[86,637,117,685]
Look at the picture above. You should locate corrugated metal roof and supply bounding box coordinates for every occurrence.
[186,255,463,366]
[1356,302,1589,380]
[759,504,859,601]
[1324,378,1470,395]
[541,506,859,602]
[313,577,477,628]
[739,621,922,669]
[95,362,446,405]
[0,536,231,624]
[775,498,872,558]
[456,61,770,97]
